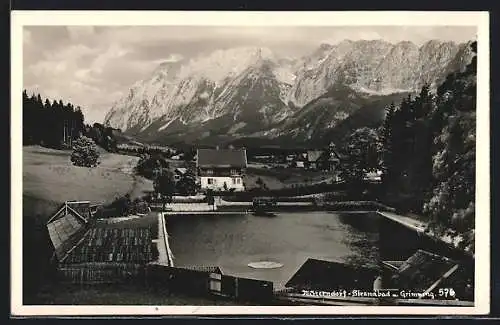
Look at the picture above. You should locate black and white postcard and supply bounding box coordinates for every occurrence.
[11,10,490,316]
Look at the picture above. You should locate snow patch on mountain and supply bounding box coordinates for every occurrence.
[158,118,176,131]
[228,122,247,134]
[104,39,474,142]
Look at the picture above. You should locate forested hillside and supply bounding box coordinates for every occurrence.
[23,91,85,148]
[22,91,119,151]
[380,41,477,251]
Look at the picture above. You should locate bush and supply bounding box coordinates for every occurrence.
[129,198,150,215]
[323,201,395,212]
[106,194,132,217]
[136,154,170,179]
[70,136,100,167]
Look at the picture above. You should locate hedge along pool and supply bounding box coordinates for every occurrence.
[164,211,382,290]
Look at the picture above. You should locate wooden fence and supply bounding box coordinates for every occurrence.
[57,262,145,285]
[145,264,274,303]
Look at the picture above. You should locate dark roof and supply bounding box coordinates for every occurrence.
[64,201,92,221]
[175,167,188,174]
[197,148,247,168]
[307,151,324,162]
[47,202,89,260]
[62,227,155,265]
[285,258,378,291]
[390,250,458,291]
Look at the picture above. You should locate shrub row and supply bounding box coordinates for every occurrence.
[222,195,315,203]
[322,201,395,212]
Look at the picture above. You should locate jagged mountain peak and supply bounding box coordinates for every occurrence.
[104,39,475,145]
[104,45,295,133]
[394,40,418,48]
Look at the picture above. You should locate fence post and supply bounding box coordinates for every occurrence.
[235,277,239,300]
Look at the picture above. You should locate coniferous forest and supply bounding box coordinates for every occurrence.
[23,91,86,148]
[380,41,477,251]
[22,91,119,151]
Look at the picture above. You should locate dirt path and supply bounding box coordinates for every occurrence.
[377,211,473,257]
[154,212,174,266]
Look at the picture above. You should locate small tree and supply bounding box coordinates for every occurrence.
[206,189,215,210]
[338,127,381,198]
[70,136,100,167]
[156,172,175,211]
[177,172,197,196]
[183,150,195,162]
[256,177,267,191]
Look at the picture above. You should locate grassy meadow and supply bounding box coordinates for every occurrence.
[22,145,152,219]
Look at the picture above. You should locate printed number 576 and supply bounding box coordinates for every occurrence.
[438,288,456,298]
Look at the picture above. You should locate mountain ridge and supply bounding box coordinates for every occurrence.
[103,39,475,146]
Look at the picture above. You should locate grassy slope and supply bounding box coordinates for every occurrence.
[23,145,147,219]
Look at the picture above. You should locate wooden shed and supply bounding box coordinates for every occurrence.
[46,201,157,285]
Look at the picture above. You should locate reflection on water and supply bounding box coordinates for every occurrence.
[337,212,380,270]
[166,212,381,289]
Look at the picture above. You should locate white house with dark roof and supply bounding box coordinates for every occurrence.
[196,148,247,192]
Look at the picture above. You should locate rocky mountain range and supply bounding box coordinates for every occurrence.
[103,39,475,147]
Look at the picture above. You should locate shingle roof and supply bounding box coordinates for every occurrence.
[307,151,324,162]
[47,203,89,260]
[62,227,155,265]
[197,148,247,168]
[175,167,188,174]
[391,249,458,291]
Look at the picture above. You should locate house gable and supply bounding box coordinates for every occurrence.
[46,201,90,261]
[384,249,461,292]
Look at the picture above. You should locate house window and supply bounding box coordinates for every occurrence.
[232,178,236,185]
[230,169,239,176]
[207,178,214,185]
[233,178,241,185]
[206,169,214,176]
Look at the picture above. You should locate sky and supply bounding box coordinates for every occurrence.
[23,26,477,124]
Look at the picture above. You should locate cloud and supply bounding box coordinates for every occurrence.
[66,26,96,41]
[163,53,184,63]
[90,43,130,74]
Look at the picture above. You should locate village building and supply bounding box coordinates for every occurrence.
[364,170,383,182]
[381,249,474,301]
[196,148,247,192]
[252,155,274,163]
[173,167,188,182]
[116,143,144,152]
[46,201,157,285]
[289,149,342,171]
[295,161,306,168]
[305,150,324,170]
